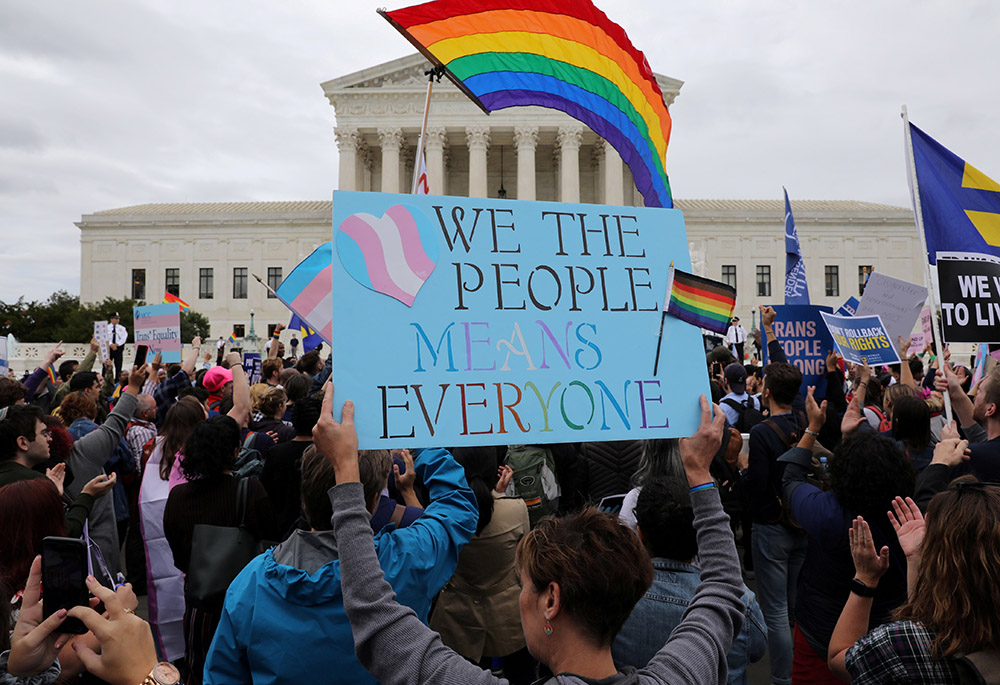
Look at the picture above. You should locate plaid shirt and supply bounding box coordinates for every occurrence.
[126,419,157,472]
[845,620,961,684]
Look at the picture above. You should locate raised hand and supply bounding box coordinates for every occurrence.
[7,556,69,677]
[496,464,514,493]
[313,382,359,484]
[393,449,416,493]
[759,305,776,328]
[43,342,65,370]
[841,393,867,436]
[888,496,924,561]
[46,463,66,496]
[679,395,725,488]
[805,385,827,432]
[82,472,117,499]
[125,364,148,394]
[849,516,889,588]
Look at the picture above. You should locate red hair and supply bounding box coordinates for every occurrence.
[41,415,73,464]
[0,479,66,591]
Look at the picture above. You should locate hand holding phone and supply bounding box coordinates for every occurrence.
[41,537,90,634]
[133,344,149,368]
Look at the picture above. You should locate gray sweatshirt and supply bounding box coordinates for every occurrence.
[65,391,137,576]
[331,481,745,684]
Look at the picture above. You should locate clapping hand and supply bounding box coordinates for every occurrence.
[849,516,889,588]
[805,386,827,432]
[888,496,924,561]
[46,463,66,496]
[841,393,867,436]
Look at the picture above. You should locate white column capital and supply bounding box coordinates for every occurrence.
[556,125,584,151]
[334,127,360,151]
[591,138,606,165]
[465,126,491,152]
[513,126,539,152]
[377,127,404,152]
[425,127,448,151]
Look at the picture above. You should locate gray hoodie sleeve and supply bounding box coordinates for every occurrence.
[331,482,506,685]
[72,392,138,471]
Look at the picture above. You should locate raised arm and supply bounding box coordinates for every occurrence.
[267,324,284,360]
[181,336,202,377]
[226,351,250,426]
[897,337,916,389]
[759,305,787,364]
[71,366,146,469]
[934,362,976,431]
[644,396,745,681]
[23,343,64,402]
[317,385,502,685]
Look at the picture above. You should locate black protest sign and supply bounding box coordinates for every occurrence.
[937,258,1000,343]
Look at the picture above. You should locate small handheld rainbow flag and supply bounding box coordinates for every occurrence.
[162,292,190,312]
[227,332,237,344]
[47,366,58,384]
[665,267,737,335]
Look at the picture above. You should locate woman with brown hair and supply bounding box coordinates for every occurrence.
[828,473,1000,682]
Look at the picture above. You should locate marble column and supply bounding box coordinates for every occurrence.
[557,125,583,203]
[425,127,447,195]
[334,127,359,191]
[603,139,625,206]
[466,126,491,198]
[513,126,538,201]
[378,127,403,194]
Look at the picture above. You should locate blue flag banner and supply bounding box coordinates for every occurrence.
[909,123,1000,264]
[288,313,323,353]
[835,296,860,317]
[761,304,833,398]
[329,190,708,449]
[820,312,901,366]
[783,189,810,304]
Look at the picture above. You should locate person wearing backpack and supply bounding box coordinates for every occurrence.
[720,363,765,433]
[745,361,808,685]
[503,444,560,527]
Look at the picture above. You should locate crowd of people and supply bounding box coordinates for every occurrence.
[1,305,998,685]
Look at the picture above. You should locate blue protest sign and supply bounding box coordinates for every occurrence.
[243,352,262,385]
[835,296,860,317]
[820,312,901,366]
[330,191,708,449]
[761,304,834,398]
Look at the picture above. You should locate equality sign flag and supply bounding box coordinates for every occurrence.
[820,312,900,366]
[761,305,834,398]
[908,123,1000,264]
[381,0,673,208]
[783,189,810,304]
[936,256,1000,343]
[133,303,182,363]
[275,243,334,346]
[330,190,707,449]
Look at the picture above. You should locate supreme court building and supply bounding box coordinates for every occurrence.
[78,54,923,340]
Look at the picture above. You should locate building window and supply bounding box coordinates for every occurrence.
[233,324,245,338]
[165,268,180,297]
[825,265,840,297]
[199,268,214,299]
[721,265,737,289]
[266,267,282,298]
[756,265,771,297]
[131,269,146,301]
[233,267,248,299]
[859,265,874,295]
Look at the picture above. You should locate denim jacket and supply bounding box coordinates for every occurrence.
[612,558,767,684]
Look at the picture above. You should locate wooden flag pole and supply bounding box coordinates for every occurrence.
[902,105,953,423]
[252,273,279,299]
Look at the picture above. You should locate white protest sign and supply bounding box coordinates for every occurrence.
[93,321,110,361]
[0,337,7,376]
[855,272,927,349]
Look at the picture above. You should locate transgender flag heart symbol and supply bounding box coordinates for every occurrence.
[336,204,439,307]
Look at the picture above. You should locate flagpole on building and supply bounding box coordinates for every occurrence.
[902,105,953,422]
[411,67,443,194]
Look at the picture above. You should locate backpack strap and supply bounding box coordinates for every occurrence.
[242,431,257,451]
[721,398,745,411]
[236,477,249,527]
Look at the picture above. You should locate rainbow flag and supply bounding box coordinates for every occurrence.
[381,0,673,208]
[162,292,190,312]
[227,332,237,344]
[666,268,737,335]
[47,366,58,384]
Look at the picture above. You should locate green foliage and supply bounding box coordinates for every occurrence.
[0,291,209,343]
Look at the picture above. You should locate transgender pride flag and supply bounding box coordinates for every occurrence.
[275,243,333,346]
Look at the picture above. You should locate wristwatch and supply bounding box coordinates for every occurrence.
[849,577,878,598]
[143,662,181,685]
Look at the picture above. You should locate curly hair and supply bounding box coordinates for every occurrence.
[0,377,26,409]
[181,415,241,480]
[59,391,97,425]
[828,434,914,518]
[159,396,206,480]
[255,386,287,419]
[896,477,1000,658]
[515,507,652,647]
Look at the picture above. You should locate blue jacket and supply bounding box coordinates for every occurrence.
[203,447,478,685]
[612,558,767,685]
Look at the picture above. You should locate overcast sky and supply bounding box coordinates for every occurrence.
[1,0,997,301]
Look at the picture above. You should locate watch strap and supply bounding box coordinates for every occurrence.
[849,577,878,598]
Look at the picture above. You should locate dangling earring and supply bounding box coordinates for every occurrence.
[543,621,553,636]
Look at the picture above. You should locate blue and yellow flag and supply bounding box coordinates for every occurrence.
[909,123,1000,264]
[288,313,323,353]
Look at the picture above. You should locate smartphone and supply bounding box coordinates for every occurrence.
[134,344,149,367]
[41,536,90,634]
